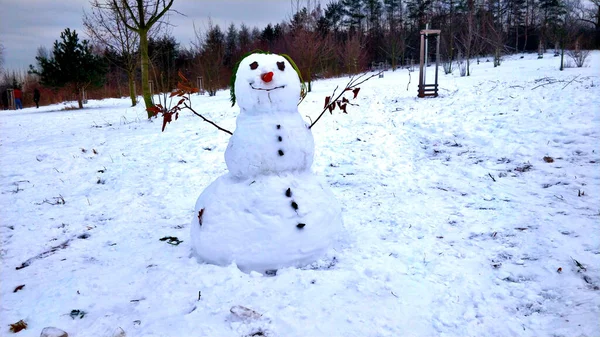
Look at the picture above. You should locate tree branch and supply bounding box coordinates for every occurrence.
[183,102,232,135]
[308,71,381,129]
[111,0,139,32]
[147,0,174,27]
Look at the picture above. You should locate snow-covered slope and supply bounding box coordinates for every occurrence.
[1,52,599,337]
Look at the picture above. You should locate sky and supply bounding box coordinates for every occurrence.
[0,0,298,71]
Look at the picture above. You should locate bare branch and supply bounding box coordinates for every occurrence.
[308,71,381,129]
[183,103,232,135]
[110,0,139,32]
[147,0,174,27]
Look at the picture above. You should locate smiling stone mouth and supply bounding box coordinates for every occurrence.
[250,84,286,91]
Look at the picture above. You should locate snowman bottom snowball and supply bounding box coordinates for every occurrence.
[190,172,343,273]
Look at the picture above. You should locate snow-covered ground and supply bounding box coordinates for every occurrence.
[1,52,599,337]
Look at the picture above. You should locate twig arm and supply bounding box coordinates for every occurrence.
[183,103,233,135]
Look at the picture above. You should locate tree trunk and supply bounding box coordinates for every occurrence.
[128,69,136,107]
[307,67,312,92]
[139,29,153,117]
[560,39,565,71]
[77,88,84,109]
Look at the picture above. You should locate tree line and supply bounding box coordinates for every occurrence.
[1,0,598,113]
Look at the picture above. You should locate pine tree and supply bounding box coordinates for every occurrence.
[406,0,433,28]
[342,0,366,32]
[323,1,345,33]
[364,0,385,62]
[29,28,107,109]
[540,0,567,42]
[507,0,527,51]
[224,23,239,68]
[148,34,179,91]
[200,24,225,96]
[384,0,403,33]
[238,24,252,54]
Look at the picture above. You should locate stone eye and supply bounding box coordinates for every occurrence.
[277,61,285,71]
[250,61,258,70]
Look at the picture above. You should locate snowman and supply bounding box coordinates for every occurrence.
[190,52,343,273]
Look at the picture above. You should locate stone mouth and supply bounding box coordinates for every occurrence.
[250,83,286,92]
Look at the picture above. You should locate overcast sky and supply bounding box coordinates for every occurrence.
[0,0,297,71]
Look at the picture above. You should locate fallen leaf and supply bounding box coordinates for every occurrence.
[543,156,554,163]
[557,267,562,273]
[13,284,25,293]
[9,320,27,333]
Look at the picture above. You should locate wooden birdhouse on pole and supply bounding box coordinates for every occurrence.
[418,29,441,98]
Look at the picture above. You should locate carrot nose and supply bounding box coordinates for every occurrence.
[261,72,274,83]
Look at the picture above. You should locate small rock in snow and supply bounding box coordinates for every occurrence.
[40,327,68,337]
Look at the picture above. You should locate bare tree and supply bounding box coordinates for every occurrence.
[193,20,225,97]
[381,28,405,70]
[110,0,174,116]
[84,0,143,106]
[341,33,367,74]
[286,27,332,92]
[455,0,477,76]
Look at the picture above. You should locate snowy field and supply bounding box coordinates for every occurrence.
[1,52,599,337]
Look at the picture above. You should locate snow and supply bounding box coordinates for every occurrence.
[1,52,599,337]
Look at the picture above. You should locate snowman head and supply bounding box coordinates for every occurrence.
[231,52,306,113]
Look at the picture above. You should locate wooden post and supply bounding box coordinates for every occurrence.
[148,80,154,104]
[197,76,203,95]
[435,34,440,96]
[418,33,425,97]
[418,29,441,98]
[7,89,15,110]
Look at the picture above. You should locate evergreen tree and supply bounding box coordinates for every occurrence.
[540,0,567,42]
[224,23,239,68]
[29,28,107,109]
[383,0,406,69]
[406,0,433,28]
[322,1,345,33]
[342,0,366,32]
[384,0,403,32]
[199,24,225,96]
[148,34,179,91]
[507,0,527,51]
[262,24,277,49]
[364,0,384,32]
[364,0,385,62]
[238,23,252,54]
